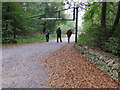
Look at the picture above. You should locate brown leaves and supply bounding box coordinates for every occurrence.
[42,44,119,88]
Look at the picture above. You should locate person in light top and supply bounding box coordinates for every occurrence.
[45,29,50,42]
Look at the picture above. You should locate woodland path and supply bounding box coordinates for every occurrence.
[2,35,74,88]
[2,35,119,88]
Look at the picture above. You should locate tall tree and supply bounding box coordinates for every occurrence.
[101,2,107,29]
[2,2,27,38]
[111,1,120,32]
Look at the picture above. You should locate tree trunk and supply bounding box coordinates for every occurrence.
[13,19,16,39]
[100,2,107,48]
[112,1,120,31]
[101,2,107,29]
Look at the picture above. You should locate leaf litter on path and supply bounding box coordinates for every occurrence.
[42,44,119,88]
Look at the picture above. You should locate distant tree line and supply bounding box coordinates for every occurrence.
[2,2,66,40]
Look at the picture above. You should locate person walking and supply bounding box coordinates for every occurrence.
[66,28,72,43]
[45,28,50,42]
[56,27,62,43]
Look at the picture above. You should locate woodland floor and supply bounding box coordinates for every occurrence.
[42,43,119,88]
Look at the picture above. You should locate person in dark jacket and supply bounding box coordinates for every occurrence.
[66,28,72,43]
[56,27,62,43]
[45,29,50,42]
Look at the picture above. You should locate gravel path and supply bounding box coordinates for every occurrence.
[2,35,75,88]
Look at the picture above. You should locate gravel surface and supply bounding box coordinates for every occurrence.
[2,35,75,88]
[42,44,119,88]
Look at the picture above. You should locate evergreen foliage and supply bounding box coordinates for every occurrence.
[2,2,66,39]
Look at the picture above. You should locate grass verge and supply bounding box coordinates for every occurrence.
[2,34,67,46]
